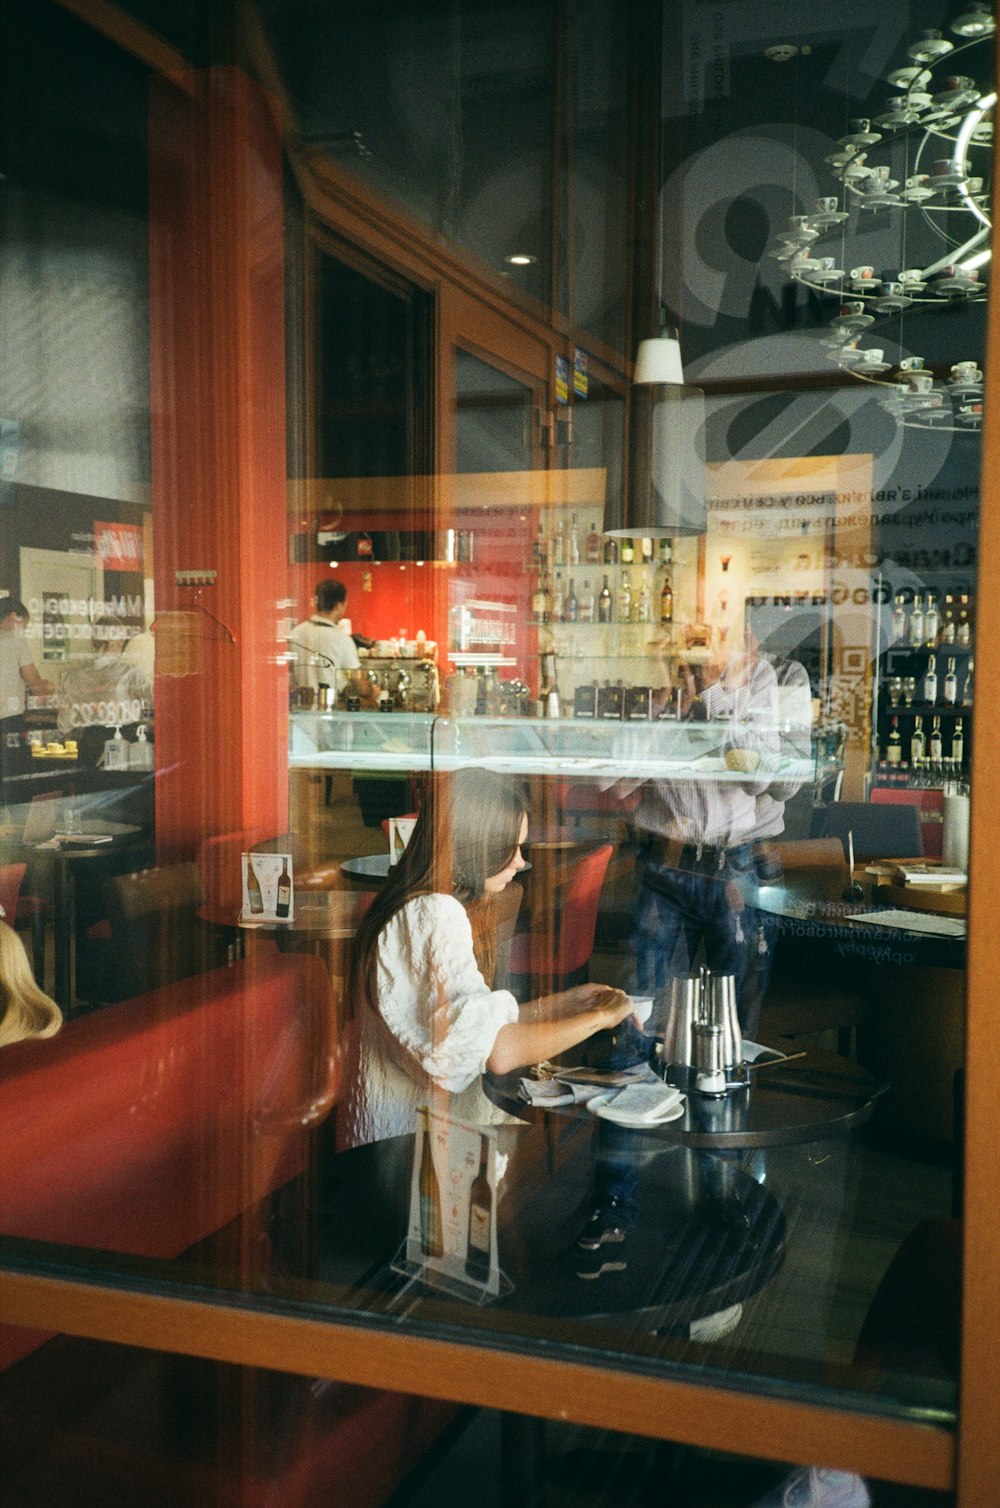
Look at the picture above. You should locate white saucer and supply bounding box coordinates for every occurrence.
[588,1088,686,1129]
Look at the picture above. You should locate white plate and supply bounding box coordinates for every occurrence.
[588,1089,686,1129]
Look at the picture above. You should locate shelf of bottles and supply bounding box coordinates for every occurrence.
[874,588,974,788]
[529,516,677,648]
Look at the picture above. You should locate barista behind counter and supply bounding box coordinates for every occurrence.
[290,579,377,709]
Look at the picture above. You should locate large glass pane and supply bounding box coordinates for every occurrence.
[3,0,993,1500]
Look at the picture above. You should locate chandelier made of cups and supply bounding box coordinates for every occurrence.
[771,5,994,432]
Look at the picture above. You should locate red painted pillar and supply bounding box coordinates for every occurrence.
[147,68,288,860]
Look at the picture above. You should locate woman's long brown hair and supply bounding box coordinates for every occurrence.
[351,768,528,1014]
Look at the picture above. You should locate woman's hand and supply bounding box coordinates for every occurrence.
[558,982,634,1025]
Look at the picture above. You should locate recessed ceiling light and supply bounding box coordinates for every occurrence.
[504,253,537,266]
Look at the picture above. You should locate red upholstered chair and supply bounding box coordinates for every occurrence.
[0,862,27,925]
[509,843,613,994]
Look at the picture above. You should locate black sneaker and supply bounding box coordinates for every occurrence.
[576,1198,629,1251]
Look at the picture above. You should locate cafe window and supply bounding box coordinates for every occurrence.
[2,1,998,1505]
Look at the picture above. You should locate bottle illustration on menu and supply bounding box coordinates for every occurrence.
[276,858,291,919]
[418,1116,443,1259]
[247,861,264,915]
[464,1134,493,1283]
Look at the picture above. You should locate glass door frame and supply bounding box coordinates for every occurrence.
[6,5,999,1500]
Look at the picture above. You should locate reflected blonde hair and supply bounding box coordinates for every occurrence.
[0,921,62,1048]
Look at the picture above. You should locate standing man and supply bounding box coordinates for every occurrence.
[1,597,55,797]
[291,579,373,704]
[625,627,811,1036]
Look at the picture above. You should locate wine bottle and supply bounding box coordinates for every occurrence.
[890,595,907,644]
[909,594,924,647]
[660,570,674,625]
[531,575,548,623]
[618,571,632,622]
[886,717,902,764]
[568,514,580,565]
[275,858,291,919]
[962,658,974,706]
[465,1134,493,1282]
[585,520,602,563]
[247,860,264,915]
[579,579,595,622]
[602,535,619,564]
[923,653,938,704]
[634,580,651,623]
[929,715,943,761]
[924,592,940,646]
[418,1116,443,1259]
[910,714,926,766]
[941,594,956,644]
[943,657,958,706]
[951,717,965,766]
[956,595,972,646]
[620,537,634,564]
[598,575,613,623]
[564,577,579,623]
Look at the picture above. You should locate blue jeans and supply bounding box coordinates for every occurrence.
[633,844,778,1037]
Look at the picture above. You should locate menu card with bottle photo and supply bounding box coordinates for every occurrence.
[398,1108,506,1300]
[241,852,294,924]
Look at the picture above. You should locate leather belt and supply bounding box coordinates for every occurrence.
[643,836,763,874]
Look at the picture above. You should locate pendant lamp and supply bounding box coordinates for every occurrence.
[604,325,707,538]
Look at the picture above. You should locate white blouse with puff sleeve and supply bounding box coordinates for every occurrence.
[340,893,520,1148]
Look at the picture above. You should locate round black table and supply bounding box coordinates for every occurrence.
[484,1048,880,1150]
[340,853,393,884]
[285,1122,786,1333]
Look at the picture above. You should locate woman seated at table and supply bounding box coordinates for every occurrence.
[342,767,636,1147]
[0,919,62,1048]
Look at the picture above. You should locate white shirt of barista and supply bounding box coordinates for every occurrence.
[0,606,53,719]
[291,614,360,696]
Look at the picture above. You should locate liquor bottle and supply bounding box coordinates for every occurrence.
[943,656,958,706]
[275,858,291,919]
[603,535,619,564]
[956,595,972,646]
[550,572,565,623]
[929,715,943,761]
[640,536,654,564]
[923,653,938,704]
[598,575,613,623]
[567,514,580,565]
[531,574,549,623]
[634,580,651,623]
[246,860,264,915]
[618,571,632,622]
[532,524,545,568]
[951,717,965,766]
[658,538,673,567]
[910,714,926,766]
[418,1117,443,1259]
[886,717,902,764]
[585,521,602,563]
[941,594,956,644]
[551,520,565,567]
[660,568,674,625]
[465,1133,493,1283]
[579,579,595,622]
[962,657,974,706]
[564,577,579,623]
[924,592,940,646]
[620,536,634,564]
[890,594,907,644]
[909,594,924,647]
